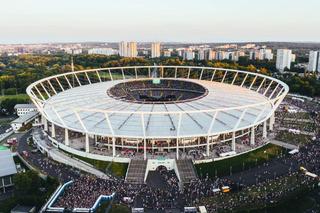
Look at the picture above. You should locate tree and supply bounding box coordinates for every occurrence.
[0,97,29,114]
[13,170,40,195]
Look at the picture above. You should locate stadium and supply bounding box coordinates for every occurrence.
[27,66,288,184]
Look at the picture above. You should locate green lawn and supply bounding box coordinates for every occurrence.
[195,144,285,178]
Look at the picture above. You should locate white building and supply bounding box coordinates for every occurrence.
[197,49,206,60]
[14,104,37,117]
[65,48,82,55]
[264,49,274,60]
[118,41,138,57]
[206,50,216,60]
[276,49,293,72]
[88,48,117,56]
[241,43,256,49]
[216,51,229,60]
[183,49,195,60]
[250,49,273,60]
[176,48,185,57]
[127,42,138,57]
[0,146,17,193]
[308,51,320,72]
[291,54,296,62]
[11,111,39,132]
[119,41,127,57]
[163,50,172,57]
[151,42,161,58]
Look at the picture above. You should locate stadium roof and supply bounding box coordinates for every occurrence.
[42,79,273,138]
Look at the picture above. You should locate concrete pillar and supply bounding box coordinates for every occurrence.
[206,136,210,156]
[112,137,116,157]
[85,133,89,153]
[232,132,236,151]
[65,128,69,146]
[143,138,147,160]
[176,138,179,160]
[43,117,48,131]
[250,127,255,146]
[51,123,55,138]
[107,137,110,150]
[263,121,267,138]
[2,178,5,193]
[269,113,275,131]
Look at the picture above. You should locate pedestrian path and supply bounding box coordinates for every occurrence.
[33,128,110,179]
[270,139,299,150]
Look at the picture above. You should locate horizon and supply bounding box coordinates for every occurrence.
[1,0,319,44]
[2,40,320,45]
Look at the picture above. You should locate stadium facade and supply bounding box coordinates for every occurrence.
[27,66,288,163]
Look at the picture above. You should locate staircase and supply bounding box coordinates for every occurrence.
[176,159,198,183]
[125,160,147,184]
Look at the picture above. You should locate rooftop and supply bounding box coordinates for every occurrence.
[0,148,17,177]
[11,111,39,124]
[43,78,273,138]
[14,104,36,109]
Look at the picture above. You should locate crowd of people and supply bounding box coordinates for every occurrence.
[274,97,318,146]
[108,79,207,103]
[53,175,117,209]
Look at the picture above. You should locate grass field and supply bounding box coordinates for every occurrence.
[195,144,286,178]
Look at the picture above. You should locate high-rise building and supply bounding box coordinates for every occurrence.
[231,51,245,62]
[264,49,273,60]
[183,49,195,60]
[206,50,216,60]
[119,41,127,57]
[216,51,229,60]
[197,49,206,60]
[249,49,273,60]
[119,41,137,57]
[276,49,293,72]
[308,51,320,72]
[151,42,161,58]
[291,54,296,62]
[127,42,137,57]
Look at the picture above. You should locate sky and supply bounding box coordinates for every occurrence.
[0,0,319,44]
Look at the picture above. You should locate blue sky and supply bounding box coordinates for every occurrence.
[0,0,319,43]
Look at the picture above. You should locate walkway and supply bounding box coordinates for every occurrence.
[32,128,110,179]
[269,139,299,150]
[277,127,315,136]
